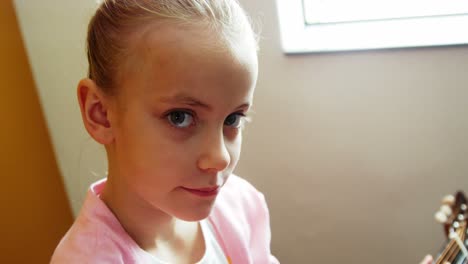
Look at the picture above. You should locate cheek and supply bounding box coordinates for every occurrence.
[113,118,184,178]
[123,140,195,196]
[227,132,243,170]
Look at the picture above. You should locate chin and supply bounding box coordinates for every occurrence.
[175,204,215,222]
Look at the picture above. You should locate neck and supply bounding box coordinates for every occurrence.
[100,172,204,261]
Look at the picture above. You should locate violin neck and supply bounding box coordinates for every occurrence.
[436,233,467,264]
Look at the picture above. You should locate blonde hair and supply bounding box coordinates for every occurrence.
[87,0,257,94]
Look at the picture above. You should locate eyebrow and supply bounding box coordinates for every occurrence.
[158,93,251,111]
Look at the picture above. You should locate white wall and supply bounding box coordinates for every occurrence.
[14,0,468,263]
[14,0,107,216]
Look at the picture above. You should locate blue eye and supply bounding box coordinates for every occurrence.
[224,113,243,128]
[167,111,194,128]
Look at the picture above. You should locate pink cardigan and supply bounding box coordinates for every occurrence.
[51,175,279,263]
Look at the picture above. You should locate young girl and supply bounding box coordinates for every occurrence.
[51,0,278,263]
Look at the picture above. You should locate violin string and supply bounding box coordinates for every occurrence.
[446,227,466,264]
[436,239,458,264]
[450,228,468,258]
[438,227,467,264]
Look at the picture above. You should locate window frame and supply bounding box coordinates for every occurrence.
[275,0,468,53]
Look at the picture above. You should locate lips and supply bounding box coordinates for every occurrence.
[181,186,220,197]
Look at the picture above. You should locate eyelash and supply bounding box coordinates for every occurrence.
[164,109,196,129]
[163,109,247,130]
[225,113,246,128]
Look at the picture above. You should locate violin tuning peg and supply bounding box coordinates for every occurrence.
[440,205,453,216]
[435,211,448,223]
[442,194,455,205]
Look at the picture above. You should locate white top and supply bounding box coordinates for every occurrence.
[147,220,229,264]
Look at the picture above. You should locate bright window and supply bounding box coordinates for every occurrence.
[276,0,468,53]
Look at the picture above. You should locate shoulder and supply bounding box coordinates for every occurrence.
[209,174,276,263]
[50,191,141,263]
[217,175,266,212]
[51,214,124,263]
[212,174,270,234]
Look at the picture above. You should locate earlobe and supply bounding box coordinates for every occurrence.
[77,78,114,145]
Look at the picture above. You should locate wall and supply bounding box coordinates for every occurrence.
[13,0,107,217]
[13,0,468,263]
[236,1,468,263]
[0,1,73,262]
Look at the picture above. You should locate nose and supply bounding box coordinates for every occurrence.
[197,131,231,173]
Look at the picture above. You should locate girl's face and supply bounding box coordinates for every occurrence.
[106,23,258,221]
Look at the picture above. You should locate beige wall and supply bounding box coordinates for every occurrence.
[0,1,73,262]
[14,0,468,263]
[236,1,468,263]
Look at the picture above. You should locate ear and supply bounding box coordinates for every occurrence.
[77,78,114,145]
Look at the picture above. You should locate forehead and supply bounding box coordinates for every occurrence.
[119,21,258,105]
